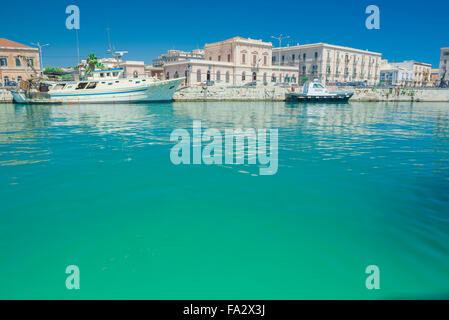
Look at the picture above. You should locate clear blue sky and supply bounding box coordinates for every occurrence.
[1,0,447,68]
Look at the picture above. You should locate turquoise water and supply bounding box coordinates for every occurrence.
[1,101,449,299]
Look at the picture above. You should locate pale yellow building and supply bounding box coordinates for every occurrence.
[162,37,299,86]
[0,38,40,86]
[273,43,382,85]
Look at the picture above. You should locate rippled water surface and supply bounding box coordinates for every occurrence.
[1,101,449,299]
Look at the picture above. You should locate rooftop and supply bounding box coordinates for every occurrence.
[274,42,382,55]
[0,38,35,49]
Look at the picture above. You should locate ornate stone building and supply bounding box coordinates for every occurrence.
[273,43,382,85]
[161,37,299,86]
[0,38,40,86]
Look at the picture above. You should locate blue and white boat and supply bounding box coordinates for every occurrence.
[286,79,353,102]
[11,68,184,104]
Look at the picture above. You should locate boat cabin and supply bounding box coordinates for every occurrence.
[90,68,124,80]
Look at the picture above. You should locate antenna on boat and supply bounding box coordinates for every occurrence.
[106,27,127,69]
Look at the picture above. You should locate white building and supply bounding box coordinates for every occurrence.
[161,37,299,86]
[389,61,432,87]
[273,43,382,86]
[152,49,204,67]
[380,62,413,86]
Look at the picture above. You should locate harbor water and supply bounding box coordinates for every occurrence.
[1,101,449,299]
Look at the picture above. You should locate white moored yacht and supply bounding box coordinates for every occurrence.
[12,67,184,104]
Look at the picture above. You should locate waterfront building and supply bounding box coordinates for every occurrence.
[389,61,432,87]
[273,43,382,86]
[161,37,299,86]
[430,69,440,87]
[152,49,204,67]
[439,47,449,86]
[0,38,40,86]
[380,62,413,86]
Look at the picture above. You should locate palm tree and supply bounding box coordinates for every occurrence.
[85,53,105,74]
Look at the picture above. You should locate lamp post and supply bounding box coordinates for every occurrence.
[31,42,49,73]
[271,34,289,83]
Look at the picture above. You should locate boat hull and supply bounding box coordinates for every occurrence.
[12,78,184,104]
[286,92,354,103]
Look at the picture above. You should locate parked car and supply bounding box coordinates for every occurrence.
[243,80,258,87]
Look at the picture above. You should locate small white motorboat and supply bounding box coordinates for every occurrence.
[286,79,353,102]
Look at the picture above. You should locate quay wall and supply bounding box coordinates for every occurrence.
[174,85,449,102]
[0,88,13,103]
[2,86,449,103]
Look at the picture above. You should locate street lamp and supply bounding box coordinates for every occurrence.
[31,42,49,72]
[271,34,289,83]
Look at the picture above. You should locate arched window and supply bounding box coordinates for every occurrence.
[314,52,318,60]
[252,72,257,81]
[291,74,296,84]
[207,70,211,82]
[302,66,306,74]
[133,71,138,78]
[225,71,230,83]
[303,53,306,60]
[15,58,21,66]
[242,71,246,82]
[166,72,170,79]
[285,75,290,83]
[197,69,201,82]
[174,71,179,78]
[4,76,9,86]
[271,73,276,82]
[216,70,221,82]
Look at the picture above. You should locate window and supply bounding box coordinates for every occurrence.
[17,76,22,83]
[263,73,267,83]
[54,83,66,90]
[291,75,296,83]
[100,73,105,78]
[271,73,276,82]
[281,55,285,63]
[86,82,97,89]
[263,56,267,66]
[313,84,324,88]
[218,55,221,61]
[113,72,118,77]
[314,52,318,60]
[174,71,179,78]
[303,53,306,60]
[76,82,88,89]
[27,58,34,66]
[4,76,9,86]
[216,71,221,82]
[292,54,295,61]
[197,69,201,82]
[272,56,276,62]
[166,72,169,79]
[253,55,257,64]
[242,71,246,81]
[242,54,246,64]
[302,66,306,74]
[0,57,7,66]
[16,58,21,66]
[226,71,230,83]
[227,54,231,62]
